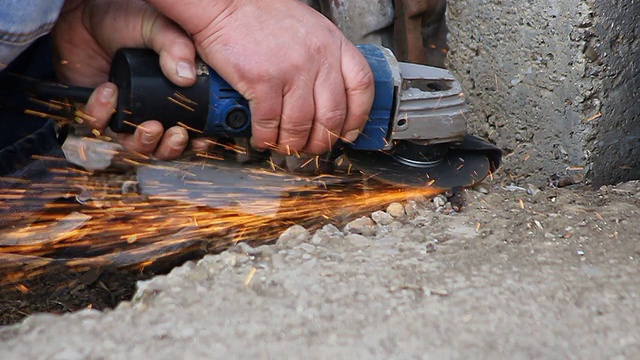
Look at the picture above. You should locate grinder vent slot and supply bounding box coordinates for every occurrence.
[402,79,453,92]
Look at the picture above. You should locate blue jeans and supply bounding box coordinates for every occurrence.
[0,0,66,177]
[0,0,64,70]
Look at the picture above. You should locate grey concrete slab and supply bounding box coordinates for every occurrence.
[447,0,639,186]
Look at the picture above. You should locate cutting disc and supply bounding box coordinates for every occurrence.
[343,135,502,189]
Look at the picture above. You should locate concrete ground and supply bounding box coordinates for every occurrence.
[1,177,639,359]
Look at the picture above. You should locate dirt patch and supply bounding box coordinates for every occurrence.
[0,267,149,326]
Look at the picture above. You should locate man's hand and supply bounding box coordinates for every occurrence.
[52,0,197,159]
[149,0,375,154]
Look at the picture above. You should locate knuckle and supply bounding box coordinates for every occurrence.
[244,69,272,85]
[279,121,312,151]
[279,119,313,137]
[316,107,346,131]
[253,117,280,132]
[308,38,329,59]
[242,60,282,84]
[251,117,280,147]
[350,66,375,92]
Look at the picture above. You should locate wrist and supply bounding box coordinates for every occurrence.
[145,0,238,35]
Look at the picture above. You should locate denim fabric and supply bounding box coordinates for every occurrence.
[0,0,64,69]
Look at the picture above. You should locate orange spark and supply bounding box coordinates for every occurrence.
[167,96,195,112]
[244,267,257,286]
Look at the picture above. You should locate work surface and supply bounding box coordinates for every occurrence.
[1,180,639,359]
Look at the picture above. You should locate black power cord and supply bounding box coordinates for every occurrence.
[4,72,94,104]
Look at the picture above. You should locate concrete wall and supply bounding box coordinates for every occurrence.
[447,0,639,185]
[590,1,640,186]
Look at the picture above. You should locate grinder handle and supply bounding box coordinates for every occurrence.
[109,48,252,137]
[108,48,211,135]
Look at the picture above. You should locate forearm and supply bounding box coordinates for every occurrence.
[0,0,65,70]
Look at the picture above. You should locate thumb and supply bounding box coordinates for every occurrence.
[141,10,197,87]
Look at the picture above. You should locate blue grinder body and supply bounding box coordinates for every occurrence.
[108,45,395,151]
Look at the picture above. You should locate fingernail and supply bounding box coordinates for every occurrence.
[344,129,361,143]
[249,138,266,151]
[99,84,116,103]
[169,132,187,148]
[142,131,156,145]
[176,61,196,80]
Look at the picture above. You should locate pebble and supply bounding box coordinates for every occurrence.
[442,202,454,214]
[285,248,304,258]
[61,135,123,171]
[296,243,316,253]
[425,241,437,253]
[185,265,210,283]
[386,202,405,218]
[404,200,420,217]
[277,225,310,248]
[317,249,344,262]
[169,260,195,275]
[344,216,376,236]
[503,184,527,192]
[475,186,490,194]
[433,194,447,208]
[270,253,287,269]
[345,234,371,246]
[310,224,343,246]
[255,245,275,257]
[387,221,403,231]
[231,242,257,255]
[219,252,238,267]
[236,255,250,264]
[527,184,541,196]
[371,210,394,225]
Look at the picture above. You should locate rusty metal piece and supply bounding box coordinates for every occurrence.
[393,0,445,63]
[313,0,395,45]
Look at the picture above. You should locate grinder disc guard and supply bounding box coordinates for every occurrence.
[344,135,502,189]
